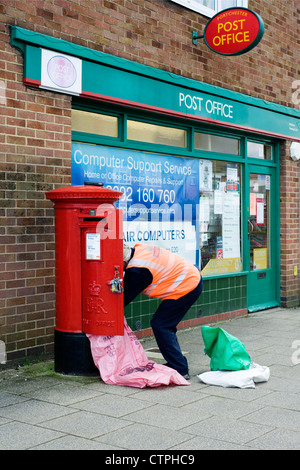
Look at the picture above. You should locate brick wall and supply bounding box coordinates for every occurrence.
[0,0,299,360]
[0,84,72,359]
[280,141,300,307]
[1,5,73,358]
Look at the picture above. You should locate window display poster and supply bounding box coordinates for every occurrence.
[200,159,213,191]
[222,191,240,259]
[214,190,223,214]
[72,145,243,272]
[250,193,256,215]
[199,195,210,222]
[202,257,243,275]
[256,195,265,225]
[71,143,199,264]
[226,163,239,192]
[253,248,267,270]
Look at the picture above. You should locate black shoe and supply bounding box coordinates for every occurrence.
[163,363,190,380]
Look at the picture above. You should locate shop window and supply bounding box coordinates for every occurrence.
[127,120,187,148]
[249,173,271,270]
[195,132,240,154]
[170,0,248,18]
[71,110,118,138]
[247,141,272,160]
[199,159,242,275]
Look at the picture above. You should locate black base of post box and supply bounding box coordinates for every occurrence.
[54,330,99,376]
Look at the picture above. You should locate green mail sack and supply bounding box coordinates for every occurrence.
[201,326,251,371]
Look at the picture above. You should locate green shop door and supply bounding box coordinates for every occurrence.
[246,166,279,312]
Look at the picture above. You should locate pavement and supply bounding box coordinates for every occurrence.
[0,307,299,451]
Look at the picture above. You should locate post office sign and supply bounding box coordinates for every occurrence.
[204,7,264,56]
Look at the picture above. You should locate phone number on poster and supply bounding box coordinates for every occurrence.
[106,185,176,204]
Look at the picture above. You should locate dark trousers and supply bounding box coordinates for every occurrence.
[150,278,203,376]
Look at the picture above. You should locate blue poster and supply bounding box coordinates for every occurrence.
[71,143,199,264]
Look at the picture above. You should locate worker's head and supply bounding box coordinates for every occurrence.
[123,244,132,269]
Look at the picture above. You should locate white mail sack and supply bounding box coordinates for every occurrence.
[198,363,270,389]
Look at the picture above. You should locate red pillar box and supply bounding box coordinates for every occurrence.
[46,183,124,375]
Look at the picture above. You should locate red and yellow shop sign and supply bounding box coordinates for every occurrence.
[204,8,264,56]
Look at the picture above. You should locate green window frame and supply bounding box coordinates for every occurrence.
[71,101,279,281]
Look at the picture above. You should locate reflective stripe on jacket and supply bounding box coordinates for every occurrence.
[127,244,201,300]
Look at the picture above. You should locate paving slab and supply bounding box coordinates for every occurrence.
[39,410,130,439]
[0,307,299,450]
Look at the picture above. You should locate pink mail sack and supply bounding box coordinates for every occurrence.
[86,319,189,388]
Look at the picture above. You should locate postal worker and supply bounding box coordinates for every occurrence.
[123,243,202,379]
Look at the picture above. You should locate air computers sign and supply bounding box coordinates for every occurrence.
[203,7,264,56]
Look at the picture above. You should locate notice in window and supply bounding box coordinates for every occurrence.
[226,163,239,192]
[214,190,223,214]
[250,193,256,215]
[200,196,210,222]
[222,191,240,259]
[256,195,265,225]
[200,159,213,191]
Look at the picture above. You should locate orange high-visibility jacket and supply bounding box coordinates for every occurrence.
[127,244,201,300]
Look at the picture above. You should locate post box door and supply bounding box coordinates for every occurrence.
[81,225,124,336]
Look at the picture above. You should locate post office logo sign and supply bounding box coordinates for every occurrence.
[203,8,264,56]
[41,49,82,95]
[47,55,77,88]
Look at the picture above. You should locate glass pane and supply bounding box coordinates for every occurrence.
[195,132,240,154]
[249,174,270,270]
[127,120,187,148]
[200,0,215,8]
[170,0,246,14]
[200,160,242,275]
[176,0,215,8]
[247,142,272,160]
[72,110,118,137]
[219,0,237,8]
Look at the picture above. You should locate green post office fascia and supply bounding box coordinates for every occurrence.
[10,26,300,142]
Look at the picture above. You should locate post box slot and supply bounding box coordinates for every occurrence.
[83,217,106,222]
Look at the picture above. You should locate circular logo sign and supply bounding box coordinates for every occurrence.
[204,7,264,56]
[47,55,77,88]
